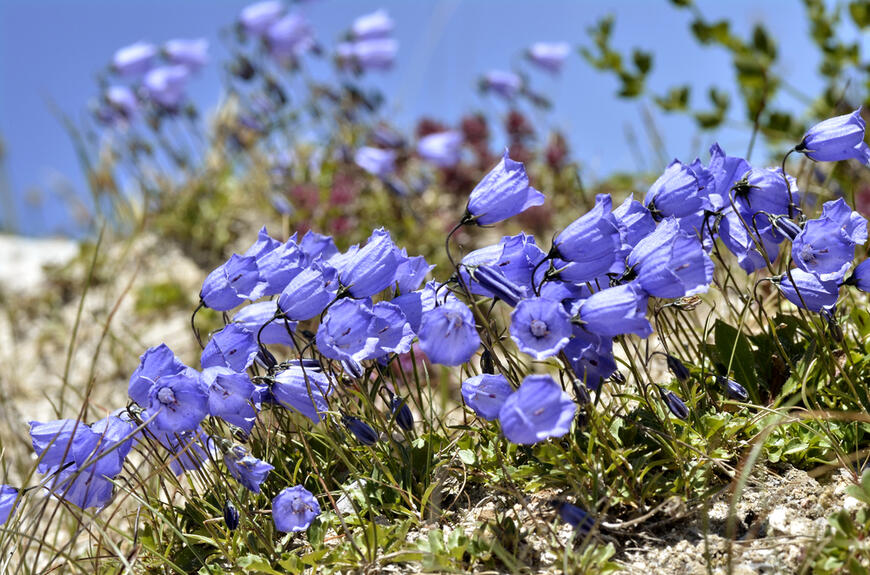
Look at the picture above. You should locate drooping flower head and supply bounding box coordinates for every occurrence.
[498,375,576,445]
[578,283,652,338]
[271,361,334,423]
[417,299,480,366]
[791,197,867,282]
[203,366,257,433]
[796,108,870,164]
[200,254,265,311]
[417,131,462,168]
[277,260,339,320]
[272,485,321,532]
[316,299,378,363]
[343,416,379,445]
[481,70,522,100]
[163,38,209,73]
[527,42,571,74]
[339,228,401,298]
[0,486,18,526]
[224,446,274,493]
[644,160,710,230]
[201,324,259,373]
[266,13,315,61]
[774,268,840,312]
[355,146,396,177]
[461,374,514,421]
[613,195,656,248]
[112,41,157,77]
[466,150,544,225]
[350,9,394,40]
[553,194,625,281]
[239,1,285,36]
[143,65,191,109]
[233,301,295,346]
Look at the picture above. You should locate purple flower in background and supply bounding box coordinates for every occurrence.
[418,299,480,366]
[143,65,190,109]
[239,0,285,36]
[271,361,334,423]
[351,9,394,40]
[846,259,870,292]
[224,446,273,493]
[277,261,338,320]
[797,108,870,164]
[340,228,401,297]
[112,41,157,77]
[563,328,617,390]
[355,146,396,177]
[482,70,522,99]
[498,375,576,445]
[510,296,572,360]
[317,299,378,362]
[0,486,17,526]
[644,160,709,228]
[792,198,868,282]
[527,42,571,73]
[145,371,208,432]
[627,217,714,298]
[467,150,545,225]
[775,269,839,312]
[201,324,259,373]
[337,38,397,71]
[163,38,209,73]
[267,13,315,61]
[203,366,257,433]
[129,344,192,407]
[613,195,656,248]
[578,283,652,338]
[461,374,514,421]
[554,194,624,281]
[103,86,138,122]
[555,502,596,534]
[233,301,295,346]
[201,254,265,311]
[417,131,462,168]
[272,485,320,532]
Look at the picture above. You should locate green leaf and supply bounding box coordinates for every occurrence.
[654,86,691,112]
[849,1,870,28]
[632,49,653,74]
[458,449,477,465]
[238,554,286,575]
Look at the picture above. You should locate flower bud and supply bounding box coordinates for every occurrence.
[342,416,379,446]
[665,355,691,383]
[223,500,239,531]
[716,376,749,402]
[658,387,690,420]
[390,395,414,431]
[552,501,595,535]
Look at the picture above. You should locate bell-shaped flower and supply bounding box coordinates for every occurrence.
[337,38,397,71]
[797,108,870,164]
[732,168,797,221]
[112,41,157,77]
[563,327,617,390]
[298,231,339,266]
[627,217,714,298]
[343,416,379,445]
[271,361,334,423]
[224,500,240,530]
[355,146,396,177]
[278,261,339,320]
[707,143,751,210]
[224,446,273,493]
[466,150,544,225]
[239,0,285,36]
[467,265,527,307]
[792,197,868,282]
[613,196,656,248]
[201,324,259,373]
[351,9,393,40]
[577,283,652,338]
[316,299,379,363]
[102,86,138,123]
[394,253,433,294]
[203,366,257,433]
[718,210,781,274]
[774,269,839,312]
[418,299,480,366]
[461,233,545,296]
[143,65,190,109]
[233,301,295,346]
[845,259,870,292]
[391,292,424,333]
[417,131,462,168]
[527,42,571,74]
[266,13,315,61]
[129,344,192,406]
[510,296,572,360]
[164,38,209,73]
[498,375,576,445]
[644,160,709,225]
[0,486,17,526]
[553,194,624,282]
[272,485,320,532]
[144,371,208,432]
[369,301,414,356]
[244,227,303,296]
[481,71,522,100]
[200,253,265,311]
[88,413,137,478]
[461,374,514,421]
[30,419,98,475]
[339,228,401,298]
[47,466,115,510]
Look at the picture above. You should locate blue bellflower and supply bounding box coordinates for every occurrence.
[200,254,265,311]
[563,327,617,390]
[845,259,870,292]
[775,269,840,312]
[417,300,481,366]
[389,395,414,431]
[792,198,868,282]
[527,42,571,74]
[482,71,522,100]
[112,42,157,77]
[510,297,573,360]
[272,485,321,532]
[417,131,462,168]
[224,445,274,493]
[129,344,192,407]
[644,160,710,228]
[355,146,396,177]
[202,366,257,433]
[707,143,750,210]
[578,283,652,338]
[351,9,394,40]
[343,416,379,445]
[145,371,209,432]
[461,374,514,421]
[498,375,576,445]
[244,227,303,296]
[339,228,401,298]
[796,108,870,164]
[143,65,190,109]
[277,261,339,320]
[316,299,379,363]
[239,1,285,36]
[266,13,315,61]
[164,38,209,73]
[233,301,295,346]
[554,194,625,282]
[369,301,414,356]
[0,486,17,526]
[271,362,334,423]
[466,150,545,225]
[613,195,656,248]
[201,324,259,373]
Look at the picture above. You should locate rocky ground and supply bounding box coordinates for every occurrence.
[0,234,864,573]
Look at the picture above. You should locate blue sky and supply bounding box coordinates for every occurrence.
[0,0,848,236]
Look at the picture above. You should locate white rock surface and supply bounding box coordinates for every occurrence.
[0,234,78,293]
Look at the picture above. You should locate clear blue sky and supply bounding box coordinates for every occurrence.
[0,0,845,236]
